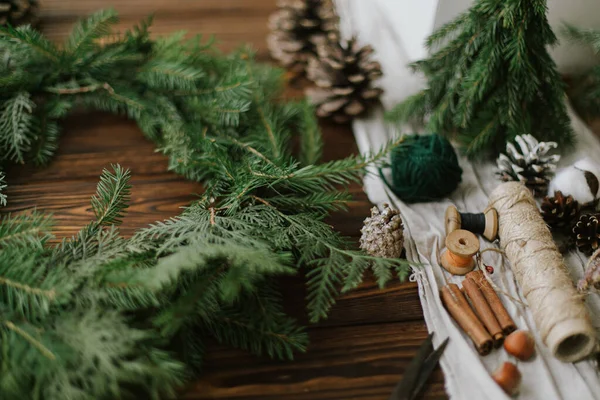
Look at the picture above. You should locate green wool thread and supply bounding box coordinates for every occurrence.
[383,133,462,203]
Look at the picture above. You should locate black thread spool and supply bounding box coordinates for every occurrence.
[445,205,498,242]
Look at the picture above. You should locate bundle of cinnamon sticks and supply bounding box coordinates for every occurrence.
[441,270,516,355]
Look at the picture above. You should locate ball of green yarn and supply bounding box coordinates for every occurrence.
[387,133,462,203]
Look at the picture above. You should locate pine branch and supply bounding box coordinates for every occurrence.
[0,211,53,249]
[91,165,132,226]
[0,91,36,163]
[0,10,413,399]
[66,8,119,58]
[563,24,600,52]
[387,0,575,157]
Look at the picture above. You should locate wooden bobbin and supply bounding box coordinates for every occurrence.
[445,205,499,242]
[441,229,480,275]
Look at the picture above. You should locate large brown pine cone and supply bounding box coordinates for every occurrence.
[267,0,338,75]
[306,37,383,123]
[573,213,600,256]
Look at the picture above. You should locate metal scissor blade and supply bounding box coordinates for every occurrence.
[388,333,434,400]
[409,337,449,400]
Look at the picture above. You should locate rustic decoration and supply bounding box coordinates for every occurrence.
[573,213,600,256]
[360,203,404,259]
[541,191,580,231]
[496,134,560,197]
[306,36,383,122]
[489,182,596,362]
[504,330,536,361]
[267,0,339,75]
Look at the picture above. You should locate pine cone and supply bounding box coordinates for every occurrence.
[306,37,383,123]
[496,134,560,197]
[0,0,38,26]
[360,204,404,259]
[572,213,600,256]
[541,191,580,231]
[267,0,338,75]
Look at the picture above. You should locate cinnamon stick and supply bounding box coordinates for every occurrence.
[466,270,516,335]
[463,278,504,347]
[440,283,493,355]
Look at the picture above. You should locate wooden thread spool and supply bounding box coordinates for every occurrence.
[441,229,480,275]
[445,205,498,242]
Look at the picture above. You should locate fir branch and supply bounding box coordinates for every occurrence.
[387,0,575,157]
[0,211,53,249]
[0,92,36,163]
[0,10,414,399]
[91,165,132,226]
[563,23,600,52]
[0,25,60,62]
[66,8,119,58]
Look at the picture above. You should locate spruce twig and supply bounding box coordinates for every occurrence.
[0,10,410,399]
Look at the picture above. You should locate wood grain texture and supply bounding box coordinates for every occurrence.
[3,1,440,399]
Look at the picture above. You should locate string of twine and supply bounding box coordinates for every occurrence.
[489,182,595,361]
[477,248,527,307]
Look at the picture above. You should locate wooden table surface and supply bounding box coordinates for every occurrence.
[3,1,444,399]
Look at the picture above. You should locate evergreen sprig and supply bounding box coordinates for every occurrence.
[386,0,575,158]
[0,10,412,399]
[563,24,600,119]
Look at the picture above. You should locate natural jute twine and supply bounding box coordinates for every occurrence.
[489,182,596,362]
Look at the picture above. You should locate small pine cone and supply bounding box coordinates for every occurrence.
[360,204,404,259]
[540,191,580,231]
[306,37,383,123]
[572,213,600,256]
[496,134,560,197]
[267,0,339,75]
[0,0,38,26]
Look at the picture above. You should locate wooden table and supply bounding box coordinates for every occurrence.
[4,1,445,399]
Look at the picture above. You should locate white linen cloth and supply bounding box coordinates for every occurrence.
[334,1,600,399]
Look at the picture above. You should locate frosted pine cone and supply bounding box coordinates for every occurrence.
[496,134,560,197]
[360,204,404,259]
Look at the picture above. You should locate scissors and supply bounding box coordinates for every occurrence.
[388,333,449,400]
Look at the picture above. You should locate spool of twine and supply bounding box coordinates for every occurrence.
[382,134,462,203]
[441,229,479,275]
[489,182,596,362]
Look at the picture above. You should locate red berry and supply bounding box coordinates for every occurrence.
[485,265,494,274]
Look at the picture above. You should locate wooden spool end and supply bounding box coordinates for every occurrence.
[483,207,499,242]
[441,230,480,275]
[445,204,461,237]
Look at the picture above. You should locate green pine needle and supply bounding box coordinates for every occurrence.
[0,9,412,399]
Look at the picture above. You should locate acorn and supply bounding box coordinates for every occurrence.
[492,362,522,396]
[504,330,535,361]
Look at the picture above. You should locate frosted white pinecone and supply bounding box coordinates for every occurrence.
[360,204,404,259]
[496,134,560,197]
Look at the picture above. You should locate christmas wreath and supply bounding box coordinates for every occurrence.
[0,9,410,399]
